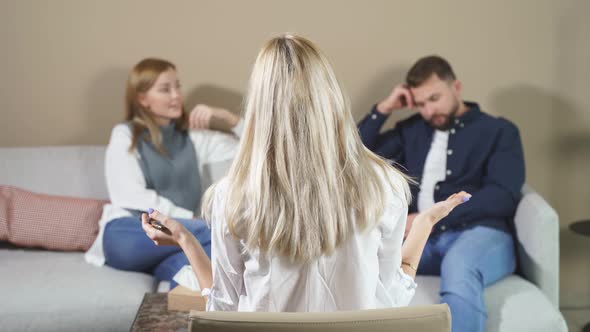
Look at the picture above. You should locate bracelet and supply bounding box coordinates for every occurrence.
[201,288,211,297]
[402,261,417,272]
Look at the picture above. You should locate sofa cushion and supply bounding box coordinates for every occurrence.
[0,146,108,200]
[0,249,156,332]
[410,275,567,331]
[484,275,566,331]
[0,186,107,251]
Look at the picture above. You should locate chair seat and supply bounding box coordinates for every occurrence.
[410,275,567,332]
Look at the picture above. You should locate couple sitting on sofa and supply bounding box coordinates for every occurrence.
[85,34,524,332]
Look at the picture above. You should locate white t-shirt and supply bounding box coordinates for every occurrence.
[417,130,449,212]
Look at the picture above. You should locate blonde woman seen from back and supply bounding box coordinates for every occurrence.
[141,35,471,311]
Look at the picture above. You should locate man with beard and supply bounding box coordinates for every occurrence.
[358,55,525,332]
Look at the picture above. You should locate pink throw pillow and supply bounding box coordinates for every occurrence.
[0,186,108,251]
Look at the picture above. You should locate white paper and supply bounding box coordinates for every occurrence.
[172,265,201,291]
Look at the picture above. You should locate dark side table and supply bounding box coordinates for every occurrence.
[569,219,590,332]
[570,220,590,237]
[130,293,190,332]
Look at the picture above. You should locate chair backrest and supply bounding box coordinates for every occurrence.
[189,304,451,332]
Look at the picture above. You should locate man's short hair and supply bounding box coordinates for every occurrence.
[405,55,456,87]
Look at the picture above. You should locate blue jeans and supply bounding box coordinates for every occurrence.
[103,216,211,288]
[417,226,516,332]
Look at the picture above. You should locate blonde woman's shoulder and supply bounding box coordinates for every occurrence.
[215,176,230,196]
[374,162,410,209]
[209,176,231,210]
[205,176,231,225]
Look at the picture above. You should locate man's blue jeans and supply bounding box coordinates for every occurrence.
[417,226,516,332]
[103,217,211,288]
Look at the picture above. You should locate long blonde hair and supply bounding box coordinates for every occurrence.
[203,34,411,263]
[125,58,189,155]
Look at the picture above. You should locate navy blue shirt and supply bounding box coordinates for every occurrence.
[358,102,525,235]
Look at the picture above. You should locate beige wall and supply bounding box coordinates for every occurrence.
[1,0,589,308]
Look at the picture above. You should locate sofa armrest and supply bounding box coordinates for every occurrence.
[514,185,560,308]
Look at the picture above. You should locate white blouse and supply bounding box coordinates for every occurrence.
[205,171,417,312]
[84,122,243,266]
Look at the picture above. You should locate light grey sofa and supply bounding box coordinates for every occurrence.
[410,185,567,331]
[0,146,155,332]
[0,146,567,331]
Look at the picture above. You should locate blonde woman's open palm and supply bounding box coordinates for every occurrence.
[419,191,472,227]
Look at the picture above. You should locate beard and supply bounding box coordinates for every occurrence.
[428,99,460,131]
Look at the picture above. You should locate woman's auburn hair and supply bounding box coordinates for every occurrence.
[125,58,189,155]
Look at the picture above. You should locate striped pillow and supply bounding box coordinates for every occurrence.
[0,186,107,251]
